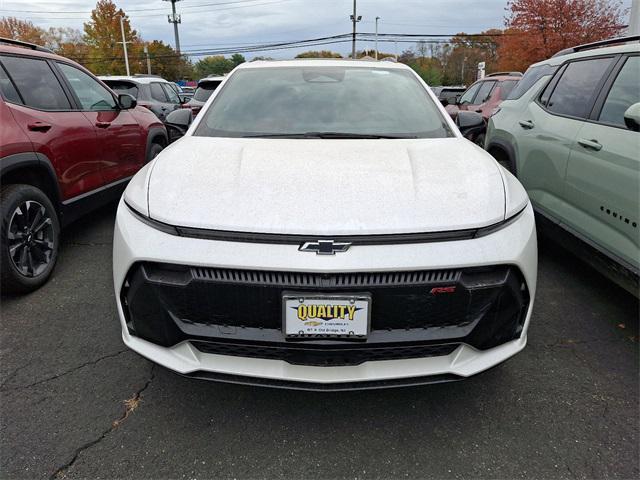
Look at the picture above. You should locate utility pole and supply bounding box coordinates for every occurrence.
[144,44,151,74]
[630,0,639,35]
[349,0,361,58]
[118,15,131,76]
[164,0,182,54]
[375,16,380,60]
[461,56,467,85]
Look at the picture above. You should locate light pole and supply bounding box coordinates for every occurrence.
[375,16,380,60]
[164,0,182,54]
[144,44,151,74]
[118,15,131,76]
[461,56,467,84]
[350,0,361,58]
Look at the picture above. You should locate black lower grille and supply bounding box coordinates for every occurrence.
[190,340,458,366]
[121,262,530,365]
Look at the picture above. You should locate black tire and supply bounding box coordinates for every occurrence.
[1,184,60,294]
[474,133,486,149]
[497,157,515,175]
[488,146,516,176]
[146,142,164,163]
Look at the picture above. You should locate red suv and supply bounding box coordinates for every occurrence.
[0,39,167,293]
[445,72,522,145]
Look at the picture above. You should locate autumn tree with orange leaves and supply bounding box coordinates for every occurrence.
[497,0,627,72]
[0,17,46,45]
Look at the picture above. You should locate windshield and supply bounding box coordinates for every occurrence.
[507,64,557,100]
[193,81,222,102]
[102,80,139,98]
[194,66,452,138]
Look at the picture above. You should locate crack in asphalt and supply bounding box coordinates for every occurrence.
[48,364,155,480]
[1,350,129,391]
[0,361,34,389]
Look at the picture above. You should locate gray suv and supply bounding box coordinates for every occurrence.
[100,75,183,122]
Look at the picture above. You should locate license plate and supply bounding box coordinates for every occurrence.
[283,293,370,338]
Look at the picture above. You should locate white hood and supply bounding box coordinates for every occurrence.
[147,136,506,235]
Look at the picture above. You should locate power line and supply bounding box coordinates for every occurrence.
[0,0,276,14]
[68,33,356,61]
[0,0,291,20]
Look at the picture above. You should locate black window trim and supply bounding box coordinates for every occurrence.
[534,53,621,123]
[587,53,640,132]
[0,53,76,112]
[52,60,119,113]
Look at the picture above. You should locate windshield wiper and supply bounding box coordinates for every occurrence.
[241,132,418,139]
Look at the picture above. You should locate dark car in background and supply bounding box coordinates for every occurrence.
[0,38,167,293]
[431,85,466,106]
[186,76,224,116]
[99,75,184,122]
[445,72,522,146]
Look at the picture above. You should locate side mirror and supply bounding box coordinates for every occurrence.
[118,93,136,109]
[623,103,640,132]
[454,94,462,105]
[456,111,485,138]
[165,108,193,143]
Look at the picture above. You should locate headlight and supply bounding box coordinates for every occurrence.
[124,201,179,235]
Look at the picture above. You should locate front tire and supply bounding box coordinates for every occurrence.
[1,184,60,294]
[146,142,164,163]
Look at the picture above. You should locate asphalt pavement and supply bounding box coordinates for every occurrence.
[1,203,638,480]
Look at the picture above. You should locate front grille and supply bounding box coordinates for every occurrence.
[122,262,530,365]
[191,340,458,366]
[191,267,460,287]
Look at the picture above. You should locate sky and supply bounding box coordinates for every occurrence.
[0,0,634,60]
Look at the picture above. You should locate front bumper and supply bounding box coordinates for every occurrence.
[113,200,537,389]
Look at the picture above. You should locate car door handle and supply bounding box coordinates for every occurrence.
[519,120,534,129]
[578,138,602,151]
[27,121,51,132]
[95,121,111,128]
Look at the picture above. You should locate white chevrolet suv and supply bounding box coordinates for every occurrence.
[113,59,537,390]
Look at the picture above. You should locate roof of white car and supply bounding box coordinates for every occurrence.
[98,75,172,84]
[237,59,409,70]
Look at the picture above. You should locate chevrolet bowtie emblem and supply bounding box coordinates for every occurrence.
[299,240,352,255]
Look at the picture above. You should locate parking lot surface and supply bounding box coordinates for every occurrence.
[1,203,638,480]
